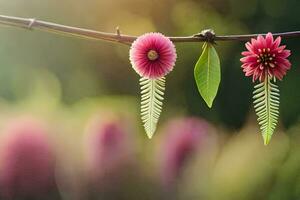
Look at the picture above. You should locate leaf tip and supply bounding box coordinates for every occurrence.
[146,129,155,139]
[205,100,213,108]
[263,134,271,145]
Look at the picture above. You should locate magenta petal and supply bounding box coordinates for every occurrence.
[273,36,282,49]
[265,32,274,48]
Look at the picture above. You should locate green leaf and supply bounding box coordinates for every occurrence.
[140,77,165,139]
[194,42,221,108]
[253,76,280,145]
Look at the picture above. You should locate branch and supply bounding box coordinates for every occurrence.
[0,14,300,46]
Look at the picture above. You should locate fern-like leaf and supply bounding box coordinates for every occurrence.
[253,76,280,145]
[140,77,165,139]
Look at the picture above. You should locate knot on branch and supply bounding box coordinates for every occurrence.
[194,29,216,43]
[27,18,36,29]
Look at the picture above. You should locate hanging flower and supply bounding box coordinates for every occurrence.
[130,33,177,138]
[241,33,292,145]
[240,32,291,82]
[129,32,177,79]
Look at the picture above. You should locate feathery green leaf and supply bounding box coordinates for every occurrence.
[253,76,280,145]
[140,77,165,139]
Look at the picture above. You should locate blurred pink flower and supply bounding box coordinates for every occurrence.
[240,32,291,82]
[0,119,56,199]
[159,117,210,188]
[129,32,177,79]
[86,117,134,184]
[85,116,152,199]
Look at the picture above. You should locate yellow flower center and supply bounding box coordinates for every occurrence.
[147,50,159,61]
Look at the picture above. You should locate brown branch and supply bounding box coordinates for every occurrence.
[0,15,300,46]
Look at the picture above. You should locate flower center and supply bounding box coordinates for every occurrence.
[257,48,277,68]
[147,50,159,61]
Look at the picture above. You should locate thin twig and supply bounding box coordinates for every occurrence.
[0,15,300,46]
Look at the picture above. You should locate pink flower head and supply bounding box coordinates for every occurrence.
[159,117,209,188]
[0,119,56,199]
[85,117,133,182]
[85,116,140,198]
[129,32,177,79]
[240,32,291,82]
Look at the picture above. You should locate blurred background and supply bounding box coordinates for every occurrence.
[0,0,299,199]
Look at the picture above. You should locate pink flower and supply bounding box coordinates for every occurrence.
[129,32,177,79]
[159,117,209,188]
[85,117,134,184]
[240,32,291,82]
[0,119,56,199]
[84,116,139,199]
